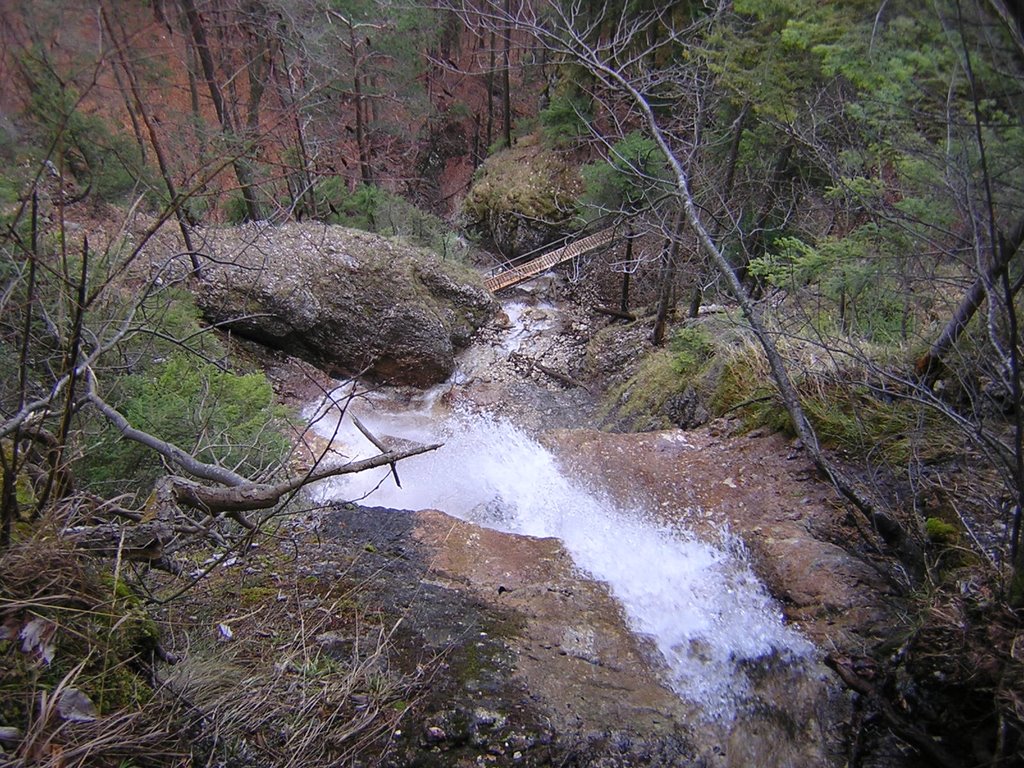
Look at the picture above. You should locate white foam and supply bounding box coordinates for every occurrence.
[497,301,556,354]
[307,397,812,718]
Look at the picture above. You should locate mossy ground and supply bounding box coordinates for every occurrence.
[0,531,168,754]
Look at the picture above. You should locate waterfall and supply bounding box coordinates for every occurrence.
[307,394,813,719]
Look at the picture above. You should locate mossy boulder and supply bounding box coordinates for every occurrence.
[461,135,582,258]
[191,223,496,387]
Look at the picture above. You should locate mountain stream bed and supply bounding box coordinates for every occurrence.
[300,296,884,766]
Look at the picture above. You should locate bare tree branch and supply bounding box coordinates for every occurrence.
[166,441,440,515]
[82,366,441,518]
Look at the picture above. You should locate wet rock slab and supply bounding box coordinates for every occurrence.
[541,426,896,653]
[321,503,702,767]
[321,500,850,767]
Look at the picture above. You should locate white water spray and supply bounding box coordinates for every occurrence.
[307,392,813,718]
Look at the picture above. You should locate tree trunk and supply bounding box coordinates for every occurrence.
[606,66,919,570]
[107,52,147,163]
[502,0,512,148]
[348,23,373,185]
[278,46,318,219]
[620,226,634,313]
[179,10,206,160]
[722,103,748,205]
[179,0,263,221]
[653,213,684,346]
[486,28,496,149]
[102,5,200,273]
[688,287,702,319]
[917,215,1024,384]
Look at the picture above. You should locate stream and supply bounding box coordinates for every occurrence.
[305,295,818,726]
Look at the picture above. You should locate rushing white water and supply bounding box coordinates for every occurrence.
[497,301,557,354]
[306,388,813,719]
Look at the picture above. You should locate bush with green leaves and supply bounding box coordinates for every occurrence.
[540,92,593,146]
[750,230,914,343]
[222,191,251,225]
[581,131,672,218]
[311,179,465,258]
[77,290,290,497]
[21,53,155,204]
[669,327,715,376]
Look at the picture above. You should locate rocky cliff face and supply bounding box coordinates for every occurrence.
[188,223,497,387]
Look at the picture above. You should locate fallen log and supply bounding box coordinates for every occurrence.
[64,521,173,561]
[825,655,962,768]
[166,442,442,515]
[593,305,636,321]
[534,362,592,393]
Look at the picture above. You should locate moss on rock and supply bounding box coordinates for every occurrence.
[186,223,497,387]
[461,135,583,257]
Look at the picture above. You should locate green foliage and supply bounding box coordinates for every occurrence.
[539,92,592,146]
[487,136,509,156]
[669,327,715,377]
[707,343,789,432]
[313,180,464,257]
[600,324,735,430]
[316,180,384,231]
[0,123,24,206]
[73,288,289,495]
[223,192,251,225]
[750,230,913,342]
[581,131,671,217]
[601,347,687,430]
[79,351,289,494]
[20,52,154,203]
[710,0,1024,360]
[800,381,958,466]
[925,517,959,545]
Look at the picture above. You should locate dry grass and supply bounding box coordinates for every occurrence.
[0,530,188,767]
[1,517,423,767]
[150,525,425,768]
[163,593,418,767]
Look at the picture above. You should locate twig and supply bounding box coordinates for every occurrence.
[534,362,592,393]
[592,304,636,321]
[351,414,401,487]
[825,655,963,768]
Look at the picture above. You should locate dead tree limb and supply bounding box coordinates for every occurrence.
[593,305,637,321]
[825,655,963,768]
[83,368,441,519]
[164,442,440,515]
[534,362,592,393]
[917,215,1024,384]
[63,522,173,562]
[504,1,923,575]
[351,414,401,487]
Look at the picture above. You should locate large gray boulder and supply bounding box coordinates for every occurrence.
[460,137,581,259]
[191,223,496,387]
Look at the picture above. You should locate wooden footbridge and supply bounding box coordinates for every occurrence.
[483,226,618,293]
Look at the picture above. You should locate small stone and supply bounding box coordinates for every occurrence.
[56,688,97,722]
[425,725,446,743]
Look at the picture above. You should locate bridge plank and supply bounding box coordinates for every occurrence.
[484,227,617,292]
